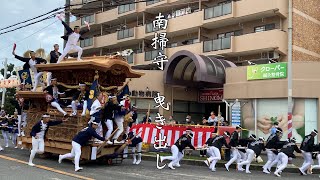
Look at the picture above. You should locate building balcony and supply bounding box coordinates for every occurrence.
[166,43,202,58]
[95,8,118,24]
[203,29,287,56]
[95,27,143,48]
[167,10,202,36]
[80,37,94,50]
[95,33,118,48]
[203,0,287,29]
[133,52,145,65]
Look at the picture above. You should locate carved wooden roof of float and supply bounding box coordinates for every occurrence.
[36,56,145,86]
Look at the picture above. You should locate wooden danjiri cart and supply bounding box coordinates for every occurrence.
[17,56,144,165]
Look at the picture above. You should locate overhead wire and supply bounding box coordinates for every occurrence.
[0,0,156,55]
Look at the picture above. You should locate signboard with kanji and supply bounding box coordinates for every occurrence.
[247,62,287,80]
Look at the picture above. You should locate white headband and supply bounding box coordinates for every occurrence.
[42,115,50,118]
[79,83,86,87]
[92,121,99,125]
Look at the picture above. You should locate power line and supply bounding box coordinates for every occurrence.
[0,19,60,52]
[0,8,63,32]
[0,0,154,37]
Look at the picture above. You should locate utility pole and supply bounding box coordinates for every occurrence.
[64,0,71,48]
[287,0,293,139]
[1,58,8,108]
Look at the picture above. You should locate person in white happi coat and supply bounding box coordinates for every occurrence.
[123,131,143,165]
[310,142,320,172]
[263,128,284,174]
[160,128,195,169]
[203,130,230,172]
[89,92,104,140]
[238,136,265,173]
[56,15,90,63]
[59,120,106,172]
[299,129,317,175]
[272,137,301,177]
[28,113,66,166]
[13,50,47,92]
[225,125,242,171]
[71,83,89,117]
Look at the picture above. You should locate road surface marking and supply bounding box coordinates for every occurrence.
[0,155,94,180]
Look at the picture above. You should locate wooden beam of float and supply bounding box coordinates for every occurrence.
[36,56,145,87]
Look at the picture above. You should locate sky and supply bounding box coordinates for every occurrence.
[0,0,73,70]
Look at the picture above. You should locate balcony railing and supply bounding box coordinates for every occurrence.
[145,50,163,61]
[118,3,135,14]
[145,22,160,33]
[203,37,231,52]
[81,15,94,25]
[80,37,93,48]
[117,28,134,40]
[204,2,232,20]
[146,0,160,6]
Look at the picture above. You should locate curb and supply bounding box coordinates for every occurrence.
[141,154,318,174]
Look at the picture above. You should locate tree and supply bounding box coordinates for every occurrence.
[0,63,17,114]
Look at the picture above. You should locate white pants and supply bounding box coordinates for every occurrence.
[29,137,45,163]
[162,145,184,166]
[207,146,221,170]
[1,130,8,146]
[104,119,113,139]
[12,132,17,146]
[274,152,288,174]
[32,72,44,91]
[312,154,320,169]
[46,72,52,86]
[263,149,276,171]
[132,142,142,162]
[113,116,124,140]
[51,101,67,115]
[17,115,22,135]
[60,141,82,170]
[226,148,241,167]
[71,100,87,116]
[300,151,313,172]
[57,44,83,63]
[239,150,247,162]
[238,149,255,172]
[94,122,103,140]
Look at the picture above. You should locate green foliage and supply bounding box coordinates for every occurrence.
[0,63,16,115]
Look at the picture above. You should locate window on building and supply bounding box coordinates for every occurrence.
[145,50,162,61]
[146,0,160,6]
[261,51,275,59]
[118,0,135,14]
[117,28,134,40]
[204,1,232,20]
[81,15,94,25]
[126,53,134,64]
[254,23,276,32]
[217,30,242,39]
[80,37,93,48]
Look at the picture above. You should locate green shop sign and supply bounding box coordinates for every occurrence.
[247,62,287,80]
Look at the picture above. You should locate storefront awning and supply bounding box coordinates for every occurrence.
[164,50,236,88]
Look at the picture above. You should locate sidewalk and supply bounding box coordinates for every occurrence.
[141,152,319,174]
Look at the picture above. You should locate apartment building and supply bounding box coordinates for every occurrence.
[69,0,320,139]
[70,0,291,65]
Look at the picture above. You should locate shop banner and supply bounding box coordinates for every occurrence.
[198,89,223,103]
[247,62,287,80]
[231,102,241,126]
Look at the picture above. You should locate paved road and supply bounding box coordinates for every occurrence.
[0,145,319,180]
